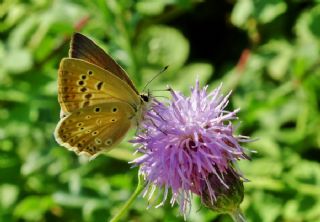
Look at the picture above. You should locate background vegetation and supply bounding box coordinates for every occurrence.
[1,0,320,221]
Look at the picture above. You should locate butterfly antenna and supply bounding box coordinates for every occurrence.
[142,65,169,92]
[152,95,169,100]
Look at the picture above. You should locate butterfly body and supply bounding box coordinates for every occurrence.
[54,33,148,156]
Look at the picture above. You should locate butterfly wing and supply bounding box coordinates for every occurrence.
[54,101,135,156]
[69,33,139,94]
[58,58,141,113]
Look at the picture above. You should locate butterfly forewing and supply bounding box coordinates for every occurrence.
[55,33,148,157]
[69,33,139,94]
[55,102,135,156]
[58,58,141,113]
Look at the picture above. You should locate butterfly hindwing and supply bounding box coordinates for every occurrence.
[55,33,149,157]
[54,101,135,156]
[58,58,140,113]
[69,33,139,94]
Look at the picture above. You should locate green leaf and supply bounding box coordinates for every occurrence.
[4,49,33,74]
[251,191,282,222]
[254,0,287,24]
[261,40,293,80]
[136,1,167,15]
[172,63,213,92]
[284,196,320,221]
[136,25,189,71]
[231,0,253,27]
[14,196,54,221]
[0,184,19,210]
[231,0,287,27]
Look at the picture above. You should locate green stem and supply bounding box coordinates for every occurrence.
[109,175,145,222]
[229,208,246,222]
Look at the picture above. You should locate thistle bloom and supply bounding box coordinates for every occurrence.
[131,81,250,218]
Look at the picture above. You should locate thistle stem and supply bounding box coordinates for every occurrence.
[229,208,246,222]
[109,175,145,222]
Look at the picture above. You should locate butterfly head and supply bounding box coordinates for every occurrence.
[140,92,150,103]
[137,90,152,120]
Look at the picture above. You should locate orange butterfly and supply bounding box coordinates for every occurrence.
[54,33,149,156]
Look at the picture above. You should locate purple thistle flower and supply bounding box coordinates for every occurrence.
[131,81,250,217]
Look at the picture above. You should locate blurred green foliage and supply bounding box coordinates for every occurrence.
[0,0,320,221]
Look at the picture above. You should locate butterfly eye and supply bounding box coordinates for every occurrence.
[105,139,112,146]
[87,70,93,75]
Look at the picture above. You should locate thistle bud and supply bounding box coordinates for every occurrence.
[201,167,244,214]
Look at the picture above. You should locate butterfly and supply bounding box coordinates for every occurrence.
[54,33,150,157]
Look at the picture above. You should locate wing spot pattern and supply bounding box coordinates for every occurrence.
[85,93,92,99]
[96,81,104,90]
[92,131,98,136]
[81,75,87,80]
[87,145,96,152]
[88,70,93,75]
[85,115,91,119]
[83,101,90,107]
[112,107,118,113]
[77,122,83,127]
[80,87,87,92]
[94,107,101,113]
[105,139,112,146]
[95,138,102,145]
[78,80,85,86]
[61,70,68,75]
[110,119,116,122]
[96,119,102,125]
